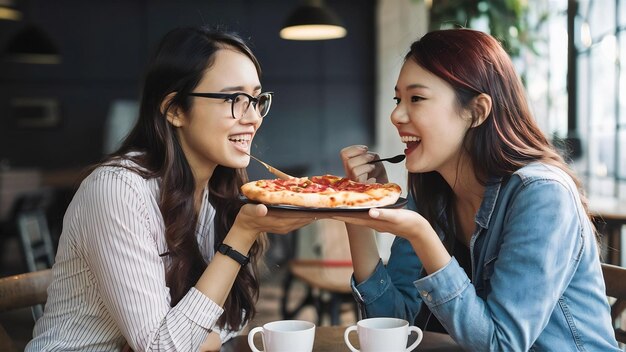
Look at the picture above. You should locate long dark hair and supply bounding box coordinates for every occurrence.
[405,29,591,246]
[103,26,265,330]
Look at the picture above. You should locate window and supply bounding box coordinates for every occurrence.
[530,0,626,199]
[575,0,626,198]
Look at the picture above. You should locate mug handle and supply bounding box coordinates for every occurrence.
[405,326,424,351]
[247,327,265,352]
[344,325,360,352]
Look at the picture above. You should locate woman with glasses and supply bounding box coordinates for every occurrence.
[335,29,619,351]
[27,26,313,352]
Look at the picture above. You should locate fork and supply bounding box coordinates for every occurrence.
[243,151,294,180]
[367,154,406,164]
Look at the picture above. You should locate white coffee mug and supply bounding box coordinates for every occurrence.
[344,317,423,352]
[248,320,315,352]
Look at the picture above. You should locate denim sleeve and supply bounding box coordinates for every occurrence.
[415,178,583,351]
[351,236,424,322]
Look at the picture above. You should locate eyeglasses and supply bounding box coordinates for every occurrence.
[187,91,273,119]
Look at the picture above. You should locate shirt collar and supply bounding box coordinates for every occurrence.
[475,176,503,229]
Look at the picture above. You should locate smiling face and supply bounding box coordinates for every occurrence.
[170,48,262,179]
[391,59,473,177]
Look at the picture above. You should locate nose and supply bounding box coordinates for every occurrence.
[390,104,409,126]
[239,103,262,124]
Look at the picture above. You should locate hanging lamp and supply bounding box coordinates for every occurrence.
[0,0,22,21]
[4,24,61,64]
[280,0,347,40]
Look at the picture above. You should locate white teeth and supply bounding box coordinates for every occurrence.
[228,133,252,142]
[401,136,421,143]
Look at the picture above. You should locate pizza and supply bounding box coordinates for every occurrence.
[240,174,401,208]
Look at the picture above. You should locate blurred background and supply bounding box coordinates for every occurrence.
[2,0,626,349]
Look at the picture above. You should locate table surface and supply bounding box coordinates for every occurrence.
[222,326,462,351]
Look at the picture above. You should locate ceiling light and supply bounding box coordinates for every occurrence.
[4,25,61,64]
[0,0,21,21]
[280,0,347,41]
[0,6,21,20]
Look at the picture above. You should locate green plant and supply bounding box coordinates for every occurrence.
[428,0,547,57]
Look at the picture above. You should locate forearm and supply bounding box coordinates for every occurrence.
[193,228,257,350]
[143,290,222,351]
[195,226,257,306]
[406,224,451,275]
[346,224,381,283]
[351,237,424,322]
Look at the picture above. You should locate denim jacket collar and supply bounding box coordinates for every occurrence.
[474,176,503,230]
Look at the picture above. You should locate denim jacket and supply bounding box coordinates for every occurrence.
[351,162,619,351]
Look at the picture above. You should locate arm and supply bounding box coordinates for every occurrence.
[345,224,379,283]
[337,207,451,320]
[82,170,312,351]
[339,145,451,276]
[81,171,221,351]
[196,202,313,306]
[340,145,388,283]
[339,145,451,321]
[351,236,425,322]
[415,179,583,351]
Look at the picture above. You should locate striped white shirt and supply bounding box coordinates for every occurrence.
[26,160,241,351]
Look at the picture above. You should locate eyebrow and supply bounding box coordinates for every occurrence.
[220,85,262,92]
[394,83,430,92]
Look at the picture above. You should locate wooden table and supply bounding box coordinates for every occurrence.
[222,326,462,351]
[589,197,626,265]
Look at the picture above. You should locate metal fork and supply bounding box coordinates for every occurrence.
[243,151,294,180]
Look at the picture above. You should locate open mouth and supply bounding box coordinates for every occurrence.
[228,133,252,151]
[401,135,421,154]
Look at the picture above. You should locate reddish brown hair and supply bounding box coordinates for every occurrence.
[405,29,591,244]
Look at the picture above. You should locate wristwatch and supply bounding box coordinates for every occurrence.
[217,243,250,266]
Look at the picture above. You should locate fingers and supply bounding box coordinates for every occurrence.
[333,208,397,227]
[241,205,317,234]
[269,217,316,234]
[340,145,368,159]
[255,204,268,217]
[241,203,268,217]
[340,145,380,182]
[352,164,376,183]
[332,215,369,226]
[368,208,399,221]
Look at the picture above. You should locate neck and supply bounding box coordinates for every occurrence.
[188,161,216,214]
[440,156,484,213]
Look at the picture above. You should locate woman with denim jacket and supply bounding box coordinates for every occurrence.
[335,29,620,351]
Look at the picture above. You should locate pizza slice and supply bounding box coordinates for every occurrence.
[240,174,401,208]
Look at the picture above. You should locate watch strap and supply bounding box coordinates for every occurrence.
[217,243,250,266]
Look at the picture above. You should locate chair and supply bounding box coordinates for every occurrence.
[285,259,356,325]
[602,263,626,343]
[0,169,42,223]
[281,219,358,326]
[0,269,53,351]
[12,189,56,272]
[0,169,42,257]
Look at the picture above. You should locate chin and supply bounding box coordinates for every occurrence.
[406,162,432,174]
[222,162,248,170]
[218,153,248,169]
[405,160,421,173]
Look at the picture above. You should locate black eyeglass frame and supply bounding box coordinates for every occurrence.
[187,91,274,119]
